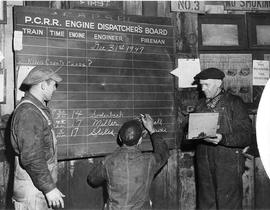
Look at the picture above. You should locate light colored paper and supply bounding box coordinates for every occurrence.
[0,51,4,62]
[253,60,270,86]
[0,74,4,102]
[13,31,23,51]
[171,58,201,88]
[188,112,219,140]
[16,66,35,100]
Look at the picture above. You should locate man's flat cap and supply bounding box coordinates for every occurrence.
[194,67,225,80]
[22,65,63,85]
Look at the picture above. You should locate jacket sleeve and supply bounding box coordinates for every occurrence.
[16,109,56,194]
[87,162,107,187]
[151,133,170,173]
[219,96,253,148]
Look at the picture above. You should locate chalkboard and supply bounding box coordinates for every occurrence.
[14,6,176,160]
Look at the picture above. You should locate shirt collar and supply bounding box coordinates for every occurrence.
[22,92,49,112]
[205,89,224,109]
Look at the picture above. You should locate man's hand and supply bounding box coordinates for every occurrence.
[45,188,65,208]
[203,133,222,145]
[141,114,155,134]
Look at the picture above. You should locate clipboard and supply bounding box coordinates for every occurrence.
[187,112,219,140]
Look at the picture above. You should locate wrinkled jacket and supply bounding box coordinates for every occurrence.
[195,91,252,150]
[195,91,253,209]
[11,92,56,194]
[87,133,169,210]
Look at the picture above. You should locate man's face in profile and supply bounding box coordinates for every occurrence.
[200,79,222,99]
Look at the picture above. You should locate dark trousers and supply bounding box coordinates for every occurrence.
[196,147,244,210]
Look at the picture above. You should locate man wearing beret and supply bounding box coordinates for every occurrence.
[192,67,252,209]
[10,65,65,209]
[87,114,169,209]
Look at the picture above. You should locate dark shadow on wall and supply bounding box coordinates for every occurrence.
[0,114,15,209]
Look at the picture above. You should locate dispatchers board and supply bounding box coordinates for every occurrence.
[14,6,176,160]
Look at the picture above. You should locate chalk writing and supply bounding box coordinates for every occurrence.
[71,127,79,137]
[88,128,115,136]
[67,59,93,67]
[154,118,163,126]
[53,110,67,131]
[17,56,93,67]
[92,119,120,127]
[56,129,65,137]
[72,110,83,118]
[70,110,84,137]
[53,110,68,119]
[89,110,123,119]
[55,119,66,128]
[93,42,144,54]
[155,128,167,133]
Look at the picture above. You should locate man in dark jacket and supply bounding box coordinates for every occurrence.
[192,68,252,210]
[87,114,169,209]
[10,65,65,209]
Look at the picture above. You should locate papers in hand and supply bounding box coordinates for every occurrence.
[187,112,219,140]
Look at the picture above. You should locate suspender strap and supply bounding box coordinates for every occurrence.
[15,100,56,152]
[15,100,52,125]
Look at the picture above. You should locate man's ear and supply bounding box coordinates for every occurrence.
[40,81,46,90]
[216,80,223,88]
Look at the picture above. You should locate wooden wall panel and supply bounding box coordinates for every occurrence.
[150,150,179,209]
[178,152,196,210]
[175,13,198,57]
[254,158,270,209]
[142,1,157,16]
[157,1,172,18]
[57,159,105,209]
[124,1,142,16]
[0,2,16,115]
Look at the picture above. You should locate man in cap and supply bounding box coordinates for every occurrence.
[10,65,65,209]
[87,114,169,209]
[191,67,252,209]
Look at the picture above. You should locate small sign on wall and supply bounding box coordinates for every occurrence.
[70,1,123,11]
[224,1,270,11]
[253,60,270,86]
[171,0,205,13]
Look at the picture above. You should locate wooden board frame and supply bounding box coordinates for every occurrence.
[198,14,247,51]
[247,13,270,49]
[0,1,7,24]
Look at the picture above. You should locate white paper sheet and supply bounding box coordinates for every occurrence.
[171,58,201,88]
[14,31,23,51]
[253,60,270,86]
[0,74,4,102]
